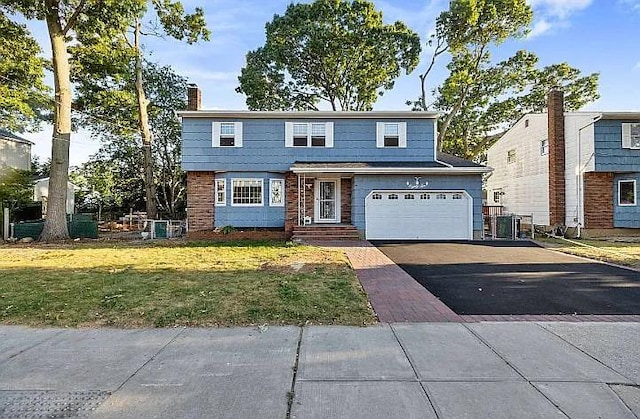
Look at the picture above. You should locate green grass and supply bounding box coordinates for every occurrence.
[536,237,640,268]
[0,240,375,328]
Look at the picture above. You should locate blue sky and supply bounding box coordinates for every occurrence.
[18,0,640,166]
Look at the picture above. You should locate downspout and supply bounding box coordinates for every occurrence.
[576,114,602,238]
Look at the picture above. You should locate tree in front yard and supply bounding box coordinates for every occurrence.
[237,0,421,111]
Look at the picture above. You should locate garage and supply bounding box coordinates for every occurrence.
[365,190,472,240]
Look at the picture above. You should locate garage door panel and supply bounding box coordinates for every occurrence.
[365,191,471,240]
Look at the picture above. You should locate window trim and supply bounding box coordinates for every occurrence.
[215,179,226,206]
[285,122,334,148]
[212,121,243,148]
[376,122,407,148]
[231,178,264,207]
[621,123,640,150]
[269,179,285,207]
[618,179,637,206]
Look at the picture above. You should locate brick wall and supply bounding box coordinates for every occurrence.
[285,172,298,233]
[548,89,566,226]
[187,85,201,111]
[583,172,614,229]
[187,171,215,232]
[341,178,352,224]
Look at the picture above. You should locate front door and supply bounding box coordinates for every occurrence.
[315,179,340,223]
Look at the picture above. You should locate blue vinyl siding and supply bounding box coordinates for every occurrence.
[351,174,483,232]
[613,173,640,228]
[594,120,640,172]
[182,118,435,171]
[214,172,285,228]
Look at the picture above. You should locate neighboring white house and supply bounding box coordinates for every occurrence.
[0,129,33,172]
[486,89,640,235]
[33,178,77,215]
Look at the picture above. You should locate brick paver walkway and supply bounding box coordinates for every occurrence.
[316,240,640,324]
[319,241,461,322]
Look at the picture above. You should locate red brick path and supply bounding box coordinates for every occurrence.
[319,241,640,324]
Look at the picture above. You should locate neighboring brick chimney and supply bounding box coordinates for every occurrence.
[187,83,201,111]
[548,89,565,226]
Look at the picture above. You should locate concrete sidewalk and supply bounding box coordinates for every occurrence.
[1,323,639,418]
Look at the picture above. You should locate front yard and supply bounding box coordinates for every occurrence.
[536,237,640,268]
[0,240,375,328]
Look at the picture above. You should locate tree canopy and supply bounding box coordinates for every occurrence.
[0,12,49,132]
[411,0,599,160]
[237,0,421,111]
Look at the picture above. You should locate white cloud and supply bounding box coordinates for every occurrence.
[528,19,552,38]
[528,0,593,19]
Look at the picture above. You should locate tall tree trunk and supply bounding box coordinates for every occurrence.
[134,21,157,219]
[40,6,71,241]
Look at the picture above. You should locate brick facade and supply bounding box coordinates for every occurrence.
[583,172,614,229]
[340,177,352,224]
[187,171,215,232]
[285,172,298,233]
[548,89,566,226]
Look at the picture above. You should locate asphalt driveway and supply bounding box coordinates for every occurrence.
[373,241,640,315]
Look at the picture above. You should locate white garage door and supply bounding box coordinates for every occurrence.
[365,190,472,240]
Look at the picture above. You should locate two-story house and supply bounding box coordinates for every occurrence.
[0,128,33,173]
[485,89,640,237]
[180,85,490,240]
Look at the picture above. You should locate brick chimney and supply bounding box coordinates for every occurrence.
[548,89,565,226]
[187,83,201,111]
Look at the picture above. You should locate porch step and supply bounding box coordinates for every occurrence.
[292,225,361,242]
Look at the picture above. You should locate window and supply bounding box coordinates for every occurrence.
[388,194,398,200]
[619,180,637,206]
[213,122,243,147]
[269,179,284,206]
[419,193,430,200]
[372,193,383,200]
[286,122,333,147]
[524,119,529,128]
[507,149,516,164]
[540,139,549,156]
[452,193,463,200]
[384,123,400,147]
[232,179,263,206]
[215,179,226,206]
[493,191,502,204]
[404,194,415,200]
[622,123,640,149]
[376,122,407,148]
[436,193,446,200]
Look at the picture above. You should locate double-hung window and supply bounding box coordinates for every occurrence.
[232,179,263,206]
[619,180,637,206]
[286,122,334,147]
[376,122,407,148]
[622,123,640,149]
[215,179,226,206]
[212,122,243,147]
[540,139,549,156]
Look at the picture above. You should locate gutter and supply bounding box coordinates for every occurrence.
[290,166,492,175]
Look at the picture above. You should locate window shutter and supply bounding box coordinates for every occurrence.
[398,122,407,148]
[285,122,294,147]
[622,123,632,149]
[212,122,221,147]
[325,122,334,148]
[234,122,243,147]
[376,122,384,148]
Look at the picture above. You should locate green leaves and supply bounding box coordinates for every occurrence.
[237,0,421,111]
[0,12,50,132]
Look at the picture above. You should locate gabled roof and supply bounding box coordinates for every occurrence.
[0,128,34,145]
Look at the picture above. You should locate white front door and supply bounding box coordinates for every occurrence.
[315,179,341,223]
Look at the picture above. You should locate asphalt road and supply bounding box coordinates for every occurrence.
[373,241,640,315]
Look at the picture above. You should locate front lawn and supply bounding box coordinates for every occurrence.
[536,237,640,268]
[0,240,375,328]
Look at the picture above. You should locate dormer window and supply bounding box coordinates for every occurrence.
[376,122,407,148]
[213,122,243,148]
[286,122,334,147]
